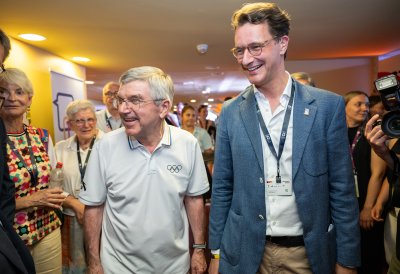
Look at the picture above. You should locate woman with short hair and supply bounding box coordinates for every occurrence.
[0,68,64,274]
[54,99,104,273]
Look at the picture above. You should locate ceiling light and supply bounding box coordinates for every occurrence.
[203,102,209,106]
[205,65,220,70]
[208,98,214,102]
[18,33,46,41]
[85,81,95,85]
[72,56,90,62]
[190,99,197,103]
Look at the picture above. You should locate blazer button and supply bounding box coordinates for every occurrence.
[259,177,264,184]
[258,214,265,220]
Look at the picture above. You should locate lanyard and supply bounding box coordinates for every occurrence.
[349,127,362,172]
[7,128,39,187]
[77,136,96,191]
[255,82,295,183]
[105,112,122,130]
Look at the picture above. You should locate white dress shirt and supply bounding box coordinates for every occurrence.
[254,73,303,236]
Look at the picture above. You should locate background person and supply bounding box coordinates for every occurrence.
[80,66,209,274]
[365,114,400,274]
[208,3,360,274]
[95,81,122,132]
[197,105,216,143]
[368,95,385,118]
[344,91,387,274]
[0,68,64,274]
[291,72,316,87]
[54,100,104,273]
[0,31,36,272]
[181,104,213,200]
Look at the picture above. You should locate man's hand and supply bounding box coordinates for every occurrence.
[371,202,384,222]
[359,207,374,230]
[365,114,390,159]
[191,249,207,274]
[335,263,357,274]
[208,258,219,274]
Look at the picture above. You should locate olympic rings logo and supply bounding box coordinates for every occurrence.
[167,165,182,173]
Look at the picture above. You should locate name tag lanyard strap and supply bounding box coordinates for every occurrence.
[105,112,122,130]
[7,128,39,187]
[349,127,362,197]
[77,136,96,191]
[255,82,295,183]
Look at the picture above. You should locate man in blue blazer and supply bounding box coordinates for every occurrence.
[208,3,360,274]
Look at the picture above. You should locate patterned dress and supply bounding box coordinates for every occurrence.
[6,125,61,246]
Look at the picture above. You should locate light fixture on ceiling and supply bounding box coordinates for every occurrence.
[196,44,208,54]
[190,99,197,103]
[72,56,90,62]
[85,80,95,85]
[18,33,46,41]
[201,87,211,94]
[208,98,214,102]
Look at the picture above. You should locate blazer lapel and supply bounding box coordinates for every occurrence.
[239,86,264,172]
[292,83,317,179]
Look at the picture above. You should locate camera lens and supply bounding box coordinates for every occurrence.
[381,110,400,138]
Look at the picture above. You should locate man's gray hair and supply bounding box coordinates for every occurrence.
[119,66,174,106]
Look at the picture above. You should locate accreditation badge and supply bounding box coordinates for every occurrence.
[266,177,293,196]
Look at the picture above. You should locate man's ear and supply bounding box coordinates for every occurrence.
[159,99,171,119]
[279,35,289,56]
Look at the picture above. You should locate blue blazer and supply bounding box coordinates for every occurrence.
[208,81,361,274]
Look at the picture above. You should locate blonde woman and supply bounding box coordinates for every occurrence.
[0,68,64,274]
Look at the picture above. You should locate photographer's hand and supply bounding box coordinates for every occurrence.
[365,114,393,168]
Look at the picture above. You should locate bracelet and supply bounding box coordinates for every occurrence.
[192,243,206,249]
[211,253,220,259]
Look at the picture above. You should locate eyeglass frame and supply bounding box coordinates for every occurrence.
[104,91,119,98]
[71,117,96,126]
[0,96,5,109]
[231,37,278,59]
[115,95,165,110]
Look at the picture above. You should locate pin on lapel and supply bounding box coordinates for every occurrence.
[304,108,310,116]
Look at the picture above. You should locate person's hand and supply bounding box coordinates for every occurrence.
[191,249,207,274]
[359,207,374,230]
[371,203,384,222]
[72,200,85,225]
[335,263,357,274]
[30,187,66,209]
[365,114,390,158]
[87,261,104,274]
[208,258,220,274]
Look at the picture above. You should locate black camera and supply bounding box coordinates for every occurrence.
[375,74,400,138]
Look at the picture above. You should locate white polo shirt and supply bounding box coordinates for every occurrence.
[79,123,209,274]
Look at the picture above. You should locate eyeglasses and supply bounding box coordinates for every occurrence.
[231,38,277,59]
[0,64,4,73]
[104,91,118,98]
[73,118,96,126]
[0,96,4,109]
[115,96,165,109]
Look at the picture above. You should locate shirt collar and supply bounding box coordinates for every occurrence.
[254,71,292,106]
[128,121,171,150]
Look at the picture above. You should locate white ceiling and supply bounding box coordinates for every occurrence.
[1,0,400,107]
